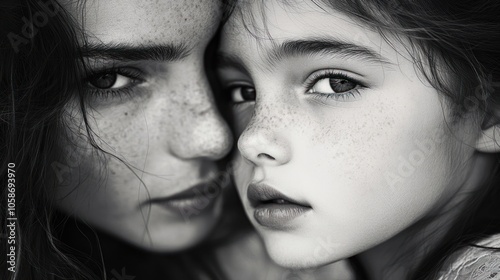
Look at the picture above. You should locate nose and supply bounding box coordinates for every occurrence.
[168,82,233,160]
[237,110,291,167]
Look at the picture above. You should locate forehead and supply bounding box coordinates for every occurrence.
[221,0,399,64]
[65,0,221,45]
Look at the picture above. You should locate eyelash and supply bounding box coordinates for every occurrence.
[85,67,144,99]
[304,70,365,101]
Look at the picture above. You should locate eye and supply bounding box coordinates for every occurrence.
[85,68,144,99]
[306,70,365,102]
[229,85,256,104]
[311,77,357,94]
[89,72,134,90]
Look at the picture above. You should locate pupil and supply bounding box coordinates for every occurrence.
[329,78,355,93]
[90,73,117,89]
[241,87,256,100]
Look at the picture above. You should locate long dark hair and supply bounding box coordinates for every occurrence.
[0,0,243,279]
[0,0,99,279]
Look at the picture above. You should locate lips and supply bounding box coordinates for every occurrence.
[150,180,222,216]
[247,183,311,229]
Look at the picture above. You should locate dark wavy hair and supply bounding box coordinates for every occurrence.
[228,0,500,279]
[0,0,94,279]
[0,0,243,279]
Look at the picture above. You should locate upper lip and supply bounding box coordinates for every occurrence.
[247,183,310,208]
[149,179,220,204]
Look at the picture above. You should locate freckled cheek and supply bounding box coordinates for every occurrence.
[303,114,394,175]
[94,111,153,157]
[298,113,419,199]
[304,117,458,217]
[103,123,148,157]
[65,101,166,169]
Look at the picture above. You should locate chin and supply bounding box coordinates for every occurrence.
[259,229,352,269]
[113,198,223,253]
[122,217,216,253]
[147,207,223,252]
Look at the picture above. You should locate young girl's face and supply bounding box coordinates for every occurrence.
[219,0,483,268]
[55,0,232,252]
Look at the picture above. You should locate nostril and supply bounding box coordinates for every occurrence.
[257,153,275,160]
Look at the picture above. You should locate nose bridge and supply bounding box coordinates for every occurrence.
[238,98,292,166]
[246,96,291,137]
[241,101,277,140]
[181,75,215,114]
[168,71,233,160]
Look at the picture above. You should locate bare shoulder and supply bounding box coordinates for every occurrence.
[437,234,500,280]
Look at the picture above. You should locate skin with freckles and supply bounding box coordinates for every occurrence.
[218,0,500,274]
[55,0,233,252]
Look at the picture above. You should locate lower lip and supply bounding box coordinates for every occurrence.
[155,193,220,217]
[253,203,311,229]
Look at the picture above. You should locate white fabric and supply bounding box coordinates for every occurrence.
[437,234,500,280]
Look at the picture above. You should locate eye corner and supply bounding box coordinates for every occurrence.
[225,83,256,104]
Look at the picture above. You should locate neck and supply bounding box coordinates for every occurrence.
[358,153,494,280]
[215,230,356,280]
[357,207,457,280]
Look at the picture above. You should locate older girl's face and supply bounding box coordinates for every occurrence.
[55,0,233,252]
[218,0,488,268]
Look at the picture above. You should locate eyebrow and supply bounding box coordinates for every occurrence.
[268,38,391,65]
[81,42,191,62]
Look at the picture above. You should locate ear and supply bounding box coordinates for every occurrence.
[476,118,500,153]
